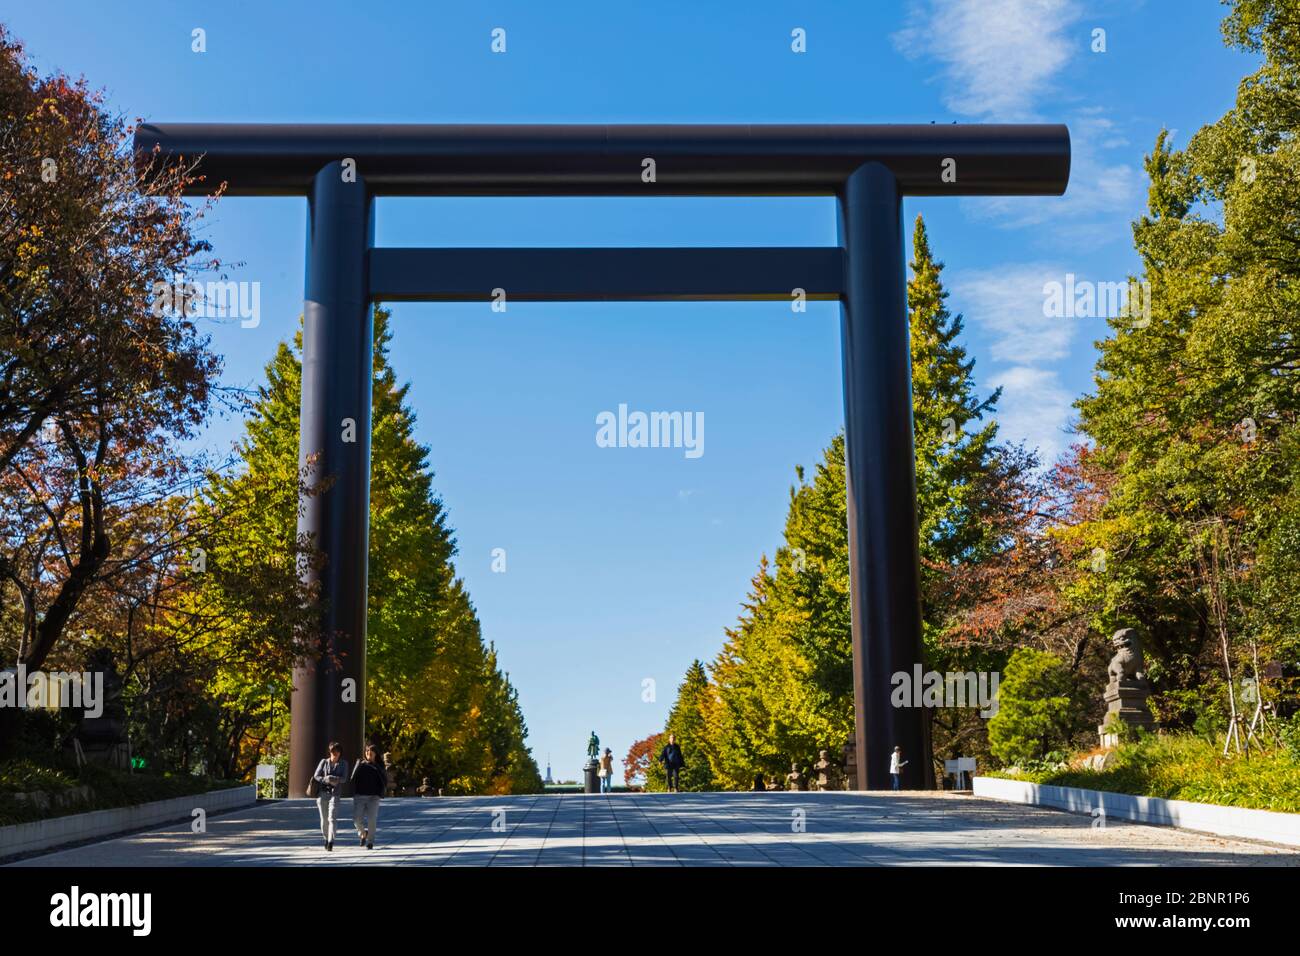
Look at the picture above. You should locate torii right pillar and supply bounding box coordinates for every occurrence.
[840,161,935,790]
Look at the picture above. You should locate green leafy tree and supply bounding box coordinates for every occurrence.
[195,308,539,792]
[658,661,716,792]
[682,216,1018,788]
[908,216,1003,623]
[1068,0,1300,730]
[987,648,1085,766]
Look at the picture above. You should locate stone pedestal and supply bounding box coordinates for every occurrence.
[1098,680,1154,747]
[841,741,859,790]
[583,760,600,794]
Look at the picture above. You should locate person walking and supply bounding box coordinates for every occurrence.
[659,733,685,792]
[890,746,908,791]
[598,747,615,794]
[351,744,387,849]
[313,742,349,851]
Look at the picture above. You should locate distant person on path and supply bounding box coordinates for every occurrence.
[659,733,685,792]
[599,747,614,793]
[313,742,349,851]
[890,746,908,791]
[351,744,387,849]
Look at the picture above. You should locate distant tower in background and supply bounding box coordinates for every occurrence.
[544,756,553,785]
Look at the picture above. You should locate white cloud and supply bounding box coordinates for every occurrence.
[948,263,1076,363]
[947,262,1082,463]
[895,2,1144,243]
[894,0,1080,121]
[963,111,1144,236]
[897,0,1138,465]
[987,365,1076,464]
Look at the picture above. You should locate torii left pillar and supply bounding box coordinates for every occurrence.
[289,163,374,796]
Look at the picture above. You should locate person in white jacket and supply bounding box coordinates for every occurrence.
[889,746,908,791]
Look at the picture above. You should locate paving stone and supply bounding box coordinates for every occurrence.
[8,791,1299,867]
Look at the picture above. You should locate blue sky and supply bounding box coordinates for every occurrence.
[7,1,1254,780]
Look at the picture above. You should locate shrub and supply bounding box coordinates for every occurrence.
[1279,713,1300,764]
[0,759,232,827]
[0,708,75,762]
[987,648,1084,766]
[0,758,78,795]
[998,734,1300,813]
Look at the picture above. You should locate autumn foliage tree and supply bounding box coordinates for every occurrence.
[623,732,662,788]
[0,24,221,673]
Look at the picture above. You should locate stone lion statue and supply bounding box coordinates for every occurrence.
[1106,628,1145,685]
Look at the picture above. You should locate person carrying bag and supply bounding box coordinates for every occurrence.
[598,747,614,794]
[312,742,349,851]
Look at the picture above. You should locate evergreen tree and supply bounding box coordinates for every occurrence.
[908,218,1006,642]
[987,648,1085,766]
[1069,0,1300,728]
[196,308,540,792]
[644,661,716,791]
[668,216,1014,788]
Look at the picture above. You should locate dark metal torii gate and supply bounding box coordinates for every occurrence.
[136,123,1070,795]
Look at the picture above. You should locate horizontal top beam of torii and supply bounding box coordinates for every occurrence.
[134,123,1071,198]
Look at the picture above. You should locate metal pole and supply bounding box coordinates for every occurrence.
[839,162,933,790]
[288,163,374,797]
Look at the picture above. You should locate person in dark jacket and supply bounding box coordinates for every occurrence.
[659,733,686,792]
[351,744,387,849]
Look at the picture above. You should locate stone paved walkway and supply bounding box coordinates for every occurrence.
[10,792,1300,866]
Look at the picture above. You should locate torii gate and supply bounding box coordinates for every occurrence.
[136,123,1070,795]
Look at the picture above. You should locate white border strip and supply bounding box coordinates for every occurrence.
[973,775,1300,848]
[1,785,256,860]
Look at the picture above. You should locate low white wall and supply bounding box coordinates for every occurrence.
[0,785,256,860]
[973,775,1300,848]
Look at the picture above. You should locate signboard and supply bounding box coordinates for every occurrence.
[945,757,976,789]
[255,763,277,798]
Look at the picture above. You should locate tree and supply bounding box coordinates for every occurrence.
[987,648,1085,766]
[0,25,221,672]
[1068,0,1300,732]
[707,448,853,789]
[658,661,716,792]
[623,733,662,787]
[192,308,540,792]
[685,215,1022,788]
[908,216,1003,628]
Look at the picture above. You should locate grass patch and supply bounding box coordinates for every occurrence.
[992,734,1300,814]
